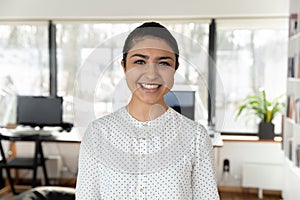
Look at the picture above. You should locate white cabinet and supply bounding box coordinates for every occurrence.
[242,162,283,199]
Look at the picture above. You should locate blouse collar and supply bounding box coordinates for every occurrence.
[119,106,176,139]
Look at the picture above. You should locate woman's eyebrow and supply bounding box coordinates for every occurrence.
[158,56,174,61]
[130,54,174,61]
[130,54,149,59]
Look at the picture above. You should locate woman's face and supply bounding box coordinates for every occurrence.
[122,37,177,106]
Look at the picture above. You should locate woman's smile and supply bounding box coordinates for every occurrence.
[140,83,161,89]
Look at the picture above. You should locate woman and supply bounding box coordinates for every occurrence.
[76,22,219,199]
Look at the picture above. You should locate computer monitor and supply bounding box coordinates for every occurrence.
[16,96,63,128]
[164,91,195,120]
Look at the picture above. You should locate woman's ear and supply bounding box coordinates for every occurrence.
[121,60,126,73]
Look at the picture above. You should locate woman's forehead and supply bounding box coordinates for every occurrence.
[130,37,174,53]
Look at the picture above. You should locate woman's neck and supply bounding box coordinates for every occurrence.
[126,99,168,122]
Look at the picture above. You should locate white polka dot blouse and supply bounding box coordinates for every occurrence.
[75,107,220,199]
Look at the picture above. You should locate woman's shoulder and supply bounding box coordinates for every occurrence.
[169,107,207,133]
[82,108,125,140]
[89,107,125,128]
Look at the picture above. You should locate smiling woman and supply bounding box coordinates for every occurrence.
[122,37,177,120]
[75,22,220,200]
[120,22,178,121]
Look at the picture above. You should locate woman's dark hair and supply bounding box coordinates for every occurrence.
[122,22,179,70]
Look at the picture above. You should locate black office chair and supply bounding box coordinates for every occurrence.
[0,133,49,194]
[13,186,75,200]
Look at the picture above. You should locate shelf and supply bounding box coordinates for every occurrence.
[284,117,294,137]
[288,36,300,56]
[284,117,300,128]
[287,77,300,82]
[289,32,300,41]
[283,158,300,199]
[293,121,300,130]
[283,117,300,168]
[283,118,295,160]
[287,78,300,97]
[293,123,300,147]
[285,157,300,177]
[284,1,300,198]
[221,135,281,143]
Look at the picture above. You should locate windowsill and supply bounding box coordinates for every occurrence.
[221,135,282,143]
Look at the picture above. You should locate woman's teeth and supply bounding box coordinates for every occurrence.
[141,83,160,89]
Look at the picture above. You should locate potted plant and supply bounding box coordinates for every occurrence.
[236,89,285,140]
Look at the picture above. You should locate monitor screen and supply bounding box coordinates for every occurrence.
[164,91,195,120]
[17,96,63,127]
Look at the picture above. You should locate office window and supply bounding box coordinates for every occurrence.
[55,22,209,124]
[215,19,288,134]
[0,23,49,126]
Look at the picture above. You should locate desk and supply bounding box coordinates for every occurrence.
[0,128,81,194]
[41,131,81,143]
[0,131,49,194]
[0,128,81,143]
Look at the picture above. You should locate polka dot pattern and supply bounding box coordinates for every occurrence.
[76,107,220,199]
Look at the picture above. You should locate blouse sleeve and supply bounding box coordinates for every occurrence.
[75,122,101,200]
[192,125,220,200]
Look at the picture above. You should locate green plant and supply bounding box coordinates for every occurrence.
[236,89,285,123]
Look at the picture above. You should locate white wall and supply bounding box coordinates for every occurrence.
[0,0,288,20]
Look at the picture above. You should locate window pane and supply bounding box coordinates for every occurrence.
[0,24,49,126]
[216,22,288,134]
[56,22,209,124]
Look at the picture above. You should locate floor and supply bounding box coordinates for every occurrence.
[219,191,282,200]
[0,191,282,200]
[0,193,13,200]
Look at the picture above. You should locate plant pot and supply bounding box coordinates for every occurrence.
[258,122,275,140]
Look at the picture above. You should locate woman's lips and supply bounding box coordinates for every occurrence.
[138,83,162,92]
[140,83,161,89]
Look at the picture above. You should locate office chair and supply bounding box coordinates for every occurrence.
[14,186,75,200]
[0,133,49,194]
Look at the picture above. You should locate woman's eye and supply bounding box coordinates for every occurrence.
[134,60,145,65]
[159,62,171,66]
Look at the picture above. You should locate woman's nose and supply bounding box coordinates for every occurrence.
[145,63,159,79]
